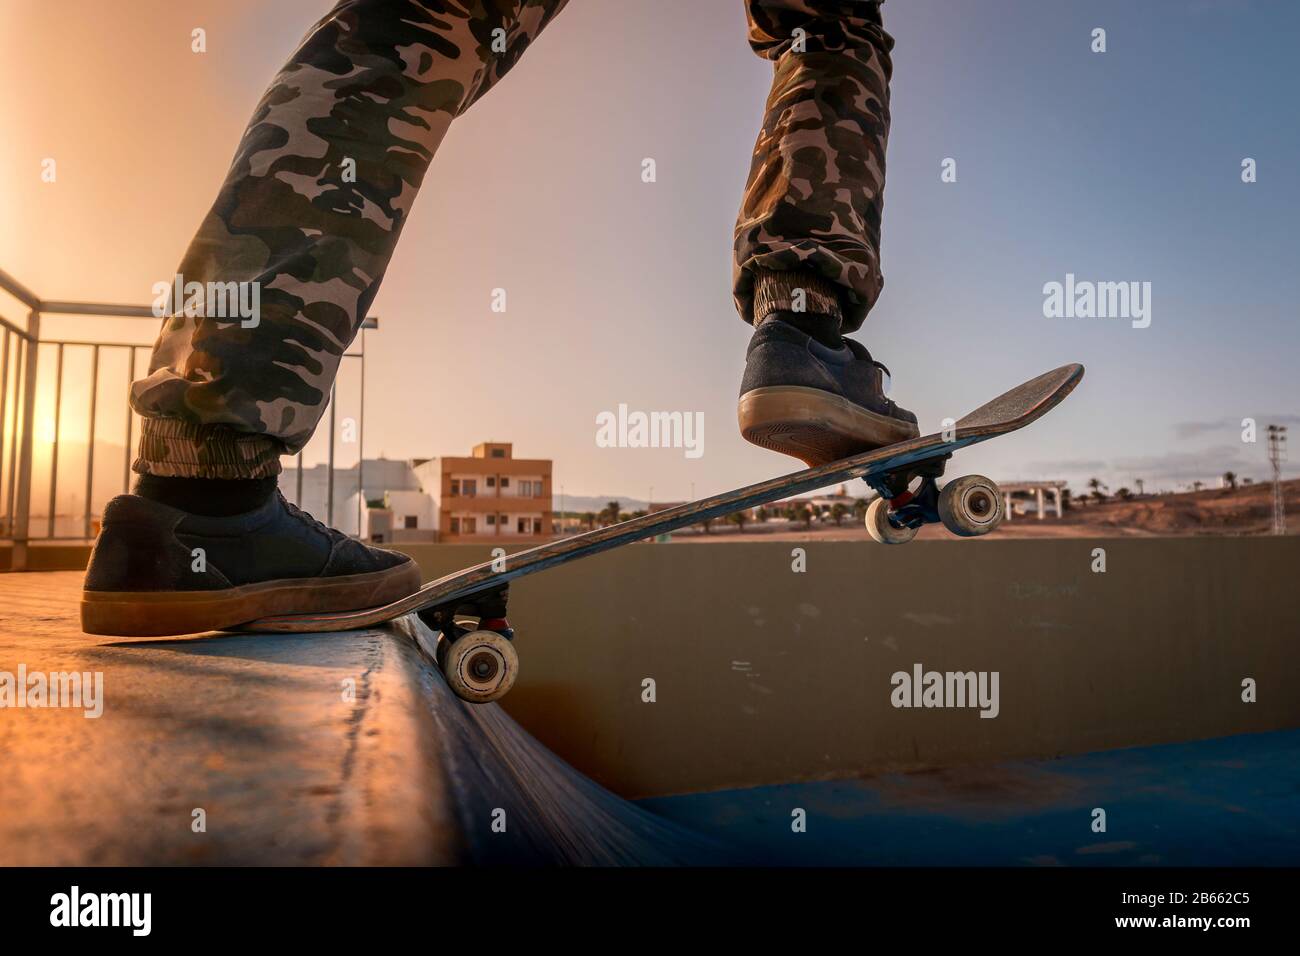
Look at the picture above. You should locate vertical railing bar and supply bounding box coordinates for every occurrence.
[327,383,336,526]
[12,311,41,570]
[357,337,365,538]
[0,330,9,530]
[5,337,22,532]
[123,346,135,493]
[47,343,64,538]
[84,344,100,539]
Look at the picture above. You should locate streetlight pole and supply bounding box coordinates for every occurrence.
[1268,424,1287,535]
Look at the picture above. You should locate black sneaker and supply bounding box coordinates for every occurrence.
[81,490,420,636]
[738,317,920,467]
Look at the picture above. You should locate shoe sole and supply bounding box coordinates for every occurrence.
[738,386,921,467]
[80,562,422,637]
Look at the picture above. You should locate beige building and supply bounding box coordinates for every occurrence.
[414,442,553,543]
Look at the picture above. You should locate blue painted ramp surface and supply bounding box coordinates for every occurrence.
[639,730,1300,866]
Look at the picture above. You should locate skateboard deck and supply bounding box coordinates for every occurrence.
[243,363,1082,644]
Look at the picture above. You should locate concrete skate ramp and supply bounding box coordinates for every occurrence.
[0,572,722,866]
[395,616,726,865]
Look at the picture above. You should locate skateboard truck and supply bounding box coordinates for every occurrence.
[862,452,1005,544]
[866,454,949,528]
[417,586,518,703]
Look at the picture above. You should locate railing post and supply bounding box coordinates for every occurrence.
[84,344,100,538]
[327,384,336,526]
[48,343,64,538]
[357,331,365,538]
[123,347,136,493]
[12,310,40,570]
[0,330,9,534]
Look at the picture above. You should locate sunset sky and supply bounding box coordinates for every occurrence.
[2,0,1296,511]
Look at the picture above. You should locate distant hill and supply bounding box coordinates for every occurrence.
[1055,477,1300,536]
[552,495,648,515]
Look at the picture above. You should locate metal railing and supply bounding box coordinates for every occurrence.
[0,269,371,570]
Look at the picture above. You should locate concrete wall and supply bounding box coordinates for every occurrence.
[0,543,92,571]
[397,537,1300,799]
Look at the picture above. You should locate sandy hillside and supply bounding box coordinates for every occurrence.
[668,478,1300,541]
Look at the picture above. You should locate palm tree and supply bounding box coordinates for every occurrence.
[1222,471,1238,491]
[853,497,871,520]
[1117,487,1133,501]
[830,503,848,526]
[1087,477,1108,504]
[727,510,748,533]
[581,511,596,531]
[598,500,621,527]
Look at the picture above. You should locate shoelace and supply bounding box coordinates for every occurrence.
[279,491,338,538]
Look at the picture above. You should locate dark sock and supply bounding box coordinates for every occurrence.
[134,475,279,517]
[760,309,844,350]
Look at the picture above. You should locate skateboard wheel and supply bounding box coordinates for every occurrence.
[439,629,518,703]
[865,496,919,545]
[938,474,1003,537]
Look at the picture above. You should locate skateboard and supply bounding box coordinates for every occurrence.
[240,363,1083,703]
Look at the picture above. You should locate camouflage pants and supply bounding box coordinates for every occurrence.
[132,0,892,479]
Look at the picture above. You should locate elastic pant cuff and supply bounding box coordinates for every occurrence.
[133,418,284,479]
[752,267,844,324]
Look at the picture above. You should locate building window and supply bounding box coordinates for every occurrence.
[486,476,495,488]
[487,514,496,525]
[535,519,543,535]
[491,448,505,458]
[500,477,509,488]
[450,478,477,497]
[517,517,527,533]
[450,517,460,534]
[404,516,418,529]
[463,517,477,534]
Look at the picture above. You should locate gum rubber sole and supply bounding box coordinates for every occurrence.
[738,386,920,467]
[80,563,421,637]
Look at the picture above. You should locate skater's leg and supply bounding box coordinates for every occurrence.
[734,0,893,335]
[734,1,917,466]
[84,0,569,636]
[132,0,569,481]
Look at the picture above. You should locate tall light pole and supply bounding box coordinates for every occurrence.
[356,316,376,537]
[1267,424,1287,535]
